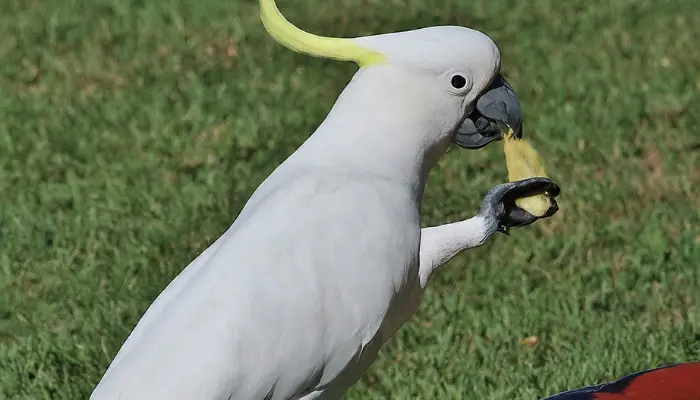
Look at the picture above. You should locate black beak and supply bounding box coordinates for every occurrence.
[454,74,523,149]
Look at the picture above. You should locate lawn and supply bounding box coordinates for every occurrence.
[1,0,699,398]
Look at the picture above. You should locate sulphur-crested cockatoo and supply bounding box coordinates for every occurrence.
[90,1,560,399]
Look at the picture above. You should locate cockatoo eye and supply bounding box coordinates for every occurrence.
[451,75,467,89]
[440,70,473,95]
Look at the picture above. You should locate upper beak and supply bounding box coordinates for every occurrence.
[454,74,523,149]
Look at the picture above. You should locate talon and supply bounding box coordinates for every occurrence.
[480,177,561,235]
[545,183,561,197]
[543,198,559,217]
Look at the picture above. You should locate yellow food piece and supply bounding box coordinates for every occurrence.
[502,129,552,217]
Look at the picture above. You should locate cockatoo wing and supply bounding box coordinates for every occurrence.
[91,166,420,400]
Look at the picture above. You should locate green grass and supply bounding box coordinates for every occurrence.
[1,0,699,398]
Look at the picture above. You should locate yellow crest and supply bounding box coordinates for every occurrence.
[260,0,386,67]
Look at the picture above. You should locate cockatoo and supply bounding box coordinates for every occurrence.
[90,0,560,399]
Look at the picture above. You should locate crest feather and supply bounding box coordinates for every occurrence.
[260,0,385,66]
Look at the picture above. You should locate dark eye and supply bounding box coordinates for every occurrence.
[450,74,467,89]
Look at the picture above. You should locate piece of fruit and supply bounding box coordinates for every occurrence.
[502,129,553,217]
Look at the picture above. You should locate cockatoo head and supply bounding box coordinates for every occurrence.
[261,0,523,154]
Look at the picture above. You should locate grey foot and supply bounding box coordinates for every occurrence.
[480,177,561,234]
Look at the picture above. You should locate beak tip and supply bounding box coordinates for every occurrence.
[514,124,524,139]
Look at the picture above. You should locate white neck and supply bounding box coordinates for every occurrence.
[286,67,451,190]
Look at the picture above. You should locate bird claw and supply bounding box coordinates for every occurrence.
[480,177,561,234]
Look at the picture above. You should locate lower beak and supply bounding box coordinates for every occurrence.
[454,74,523,149]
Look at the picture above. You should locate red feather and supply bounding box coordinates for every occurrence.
[595,362,700,399]
[543,362,700,400]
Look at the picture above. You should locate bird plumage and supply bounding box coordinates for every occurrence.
[543,362,700,399]
[91,154,427,399]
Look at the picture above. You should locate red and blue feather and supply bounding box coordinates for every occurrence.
[543,362,700,399]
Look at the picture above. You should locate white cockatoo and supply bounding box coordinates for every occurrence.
[90,0,560,399]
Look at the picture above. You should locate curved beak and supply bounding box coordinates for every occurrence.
[454,74,523,149]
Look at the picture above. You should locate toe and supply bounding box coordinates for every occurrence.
[504,207,539,228]
[504,177,555,201]
[546,182,561,197]
[543,198,560,217]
